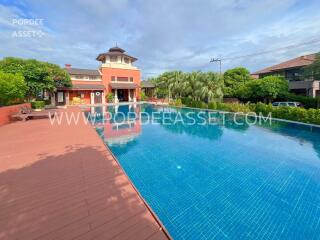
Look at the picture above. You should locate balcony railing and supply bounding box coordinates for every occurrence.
[111,76,134,82]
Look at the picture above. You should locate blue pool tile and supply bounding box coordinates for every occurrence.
[87,104,320,240]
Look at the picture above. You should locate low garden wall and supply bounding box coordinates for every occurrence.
[0,103,31,126]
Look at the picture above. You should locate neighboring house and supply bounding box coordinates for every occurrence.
[141,80,156,98]
[251,54,320,98]
[52,46,141,105]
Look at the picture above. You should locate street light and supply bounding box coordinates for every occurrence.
[210,58,222,76]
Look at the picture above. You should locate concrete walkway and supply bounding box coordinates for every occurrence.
[0,107,170,240]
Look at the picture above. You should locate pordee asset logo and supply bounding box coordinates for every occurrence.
[11,18,45,38]
[48,110,273,126]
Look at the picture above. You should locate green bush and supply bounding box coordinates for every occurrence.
[0,71,27,106]
[184,100,320,125]
[170,98,183,107]
[189,100,207,109]
[31,100,45,109]
[208,102,217,109]
[106,93,114,103]
[140,91,147,101]
[181,97,192,106]
[286,93,320,109]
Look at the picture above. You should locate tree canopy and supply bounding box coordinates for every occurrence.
[223,67,252,97]
[0,71,28,106]
[304,52,320,80]
[237,75,289,103]
[0,57,71,98]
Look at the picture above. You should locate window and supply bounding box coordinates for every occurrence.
[130,77,133,82]
[111,76,116,81]
[117,77,129,82]
[74,75,84,79]
[285,68,303,81]
[110,56,117,62]
[89,76,100,80]
[124,57,129,64]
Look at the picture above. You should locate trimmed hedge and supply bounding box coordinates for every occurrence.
[286,94,320,109]
[174,100,320,125]
[31,100,45,109]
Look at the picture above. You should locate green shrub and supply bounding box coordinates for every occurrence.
[174,99,183,107]
[106,93,114,103]
[286,93,320,109]
[31,100,45,109]
[227,102,320,125]
[189,100,207,109]
[208,102,217,109]
[251,102,273,115]
[178,100,320,124]
[0,71,27,106]
[140,91,147,101]
[181,97,192,106]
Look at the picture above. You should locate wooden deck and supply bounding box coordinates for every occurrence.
[0,107,170,240]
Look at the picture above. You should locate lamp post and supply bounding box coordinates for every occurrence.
[210,58,222,76]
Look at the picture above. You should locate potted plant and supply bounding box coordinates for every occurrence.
[31,100,45,111]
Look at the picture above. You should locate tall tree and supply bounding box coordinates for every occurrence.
[0,57,71,98]
[199,72,223,102]
[153,71,224,102]
[0,71,27,106]
[223,67,252,97]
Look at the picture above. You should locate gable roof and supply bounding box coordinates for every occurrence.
[141,80,155,88]
[252,54,316,75]
[65,68,101,76]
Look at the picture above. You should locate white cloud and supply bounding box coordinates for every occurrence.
[0,0,320,77]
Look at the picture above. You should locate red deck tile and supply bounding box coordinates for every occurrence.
[0,107,170,240]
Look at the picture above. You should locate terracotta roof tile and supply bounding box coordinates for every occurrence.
[66,68,101,76]
[252,54,316,75]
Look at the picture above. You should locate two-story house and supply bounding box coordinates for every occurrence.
[52,46,141,105]
[251,54,320,98]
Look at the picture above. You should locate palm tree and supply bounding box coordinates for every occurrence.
[184,71,203,101]
[153,70,224,102]
[200,72,223,103]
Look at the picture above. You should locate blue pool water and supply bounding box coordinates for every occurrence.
[85,104,320,240]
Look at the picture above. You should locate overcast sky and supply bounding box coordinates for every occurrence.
[1,0,320,78]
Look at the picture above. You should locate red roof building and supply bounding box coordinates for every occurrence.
[251,54,319,98]
[52,46,141,105]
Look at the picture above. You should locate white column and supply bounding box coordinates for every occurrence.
[114,89,119,103]
[51,93,56,106]
[128,89,132,102]
[90,92,95,105]
[65,92,70,105]
[102,92,106,104]
[133,90,137,102]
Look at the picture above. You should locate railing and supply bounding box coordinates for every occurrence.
[111,76,134,82]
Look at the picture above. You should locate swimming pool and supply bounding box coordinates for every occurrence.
[85,104,320,239]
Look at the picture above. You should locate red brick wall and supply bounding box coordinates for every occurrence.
[100,67,141,100]
[0,103,31,126]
